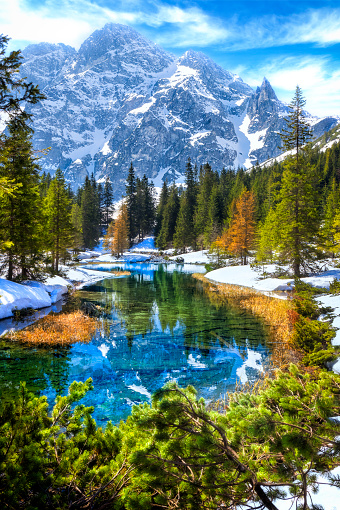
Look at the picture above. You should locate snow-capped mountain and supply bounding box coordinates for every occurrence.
[20,23,339,196]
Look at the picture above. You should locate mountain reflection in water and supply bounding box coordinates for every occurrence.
[0,263,269,426]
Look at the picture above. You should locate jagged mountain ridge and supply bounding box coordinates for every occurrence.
[20,23,339,196]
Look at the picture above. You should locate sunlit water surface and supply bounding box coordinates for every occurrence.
[0,263,270,426]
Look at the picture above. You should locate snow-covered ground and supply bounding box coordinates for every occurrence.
[169,250,211,264]
[206,264,340,292]
[0,265,122,328]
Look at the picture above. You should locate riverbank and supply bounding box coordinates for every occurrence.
[0,265,125,335]
[193,273,295,369]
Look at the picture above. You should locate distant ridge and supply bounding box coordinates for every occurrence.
[18,23,340,196]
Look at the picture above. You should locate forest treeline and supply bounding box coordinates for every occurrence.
[1,25,340,281]
[153,129,340,275]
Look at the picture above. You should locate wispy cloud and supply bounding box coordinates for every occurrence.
[226,9,340,50]
[0,0,228,49]
[2,0,340,51]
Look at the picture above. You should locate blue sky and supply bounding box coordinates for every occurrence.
[1,0,340,117]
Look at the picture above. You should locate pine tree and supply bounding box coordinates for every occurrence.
[274,87,318,276]
[280,85,312,157]
[0,120,44,280]
[80,175,101,249]
[156,183,179,250]
[125,162,137,245]
[194,163,216,241]
[273,158,319,276]
[173,158,197,251]
[154,180,169,238]
[204,183,222,246]
[45,168,73,272]
[70,203,84,253]
[321,179,340,257]
[215,190,255,265]
[102,177,114,230]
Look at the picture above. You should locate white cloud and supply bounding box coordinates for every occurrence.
[219,8,340,50]
[2,0,340,52]
[0,0,228,50]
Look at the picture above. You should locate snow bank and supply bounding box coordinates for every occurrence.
[206,265,340,293]
[206,265,295,292]
[169,250,211,264]
[0,266,121,321]
[0,279,52,320]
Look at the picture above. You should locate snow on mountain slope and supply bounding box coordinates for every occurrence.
[18,23,340,196]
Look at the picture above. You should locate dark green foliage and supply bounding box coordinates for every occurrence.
[0,379,130,509]
[173,158,197,250]
[126,162,138,244]
[291,280,337,367]
[128,366,340,510]
[102,176,114,230]
[2,368,340,509]
[45,168,73,272]
[156,183,179,249]
[0,120,44,280]
[79,174,101,249]
[280,85,312,156]
[135,174,156,241]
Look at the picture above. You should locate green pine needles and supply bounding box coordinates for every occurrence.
[1,368,340,509]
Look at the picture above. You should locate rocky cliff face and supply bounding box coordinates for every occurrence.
[20,23,339,196]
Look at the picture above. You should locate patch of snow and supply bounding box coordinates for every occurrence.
[100,141,112,155]
[189,131,210,147]
[169,250,210,264]
[0,279,51,320]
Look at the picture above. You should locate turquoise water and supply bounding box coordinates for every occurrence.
[0,263,269,426]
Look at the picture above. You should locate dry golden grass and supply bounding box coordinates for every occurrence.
[13,311,98,346]
[193,273,297,368]
[109,270,131,276]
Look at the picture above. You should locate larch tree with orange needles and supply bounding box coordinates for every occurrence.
[215,190,255,265]
[104,201,129,257]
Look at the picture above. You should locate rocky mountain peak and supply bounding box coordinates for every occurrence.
[15,23,339,197]
[76,23,174,73]
[260,76,278,101]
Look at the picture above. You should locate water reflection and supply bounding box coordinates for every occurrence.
[0,264,269,426]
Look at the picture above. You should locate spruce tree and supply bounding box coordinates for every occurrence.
[155,180,169,238]
[156,183,179,249]
[125,162,137,245]
[274,87,318,276]
[70,203,84,254]
[194,163,215,241]
[45,168,73,272]
[80,175,101,249]
[173,158,197,251]
[0,120,44,280]
[102,177,114,230]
